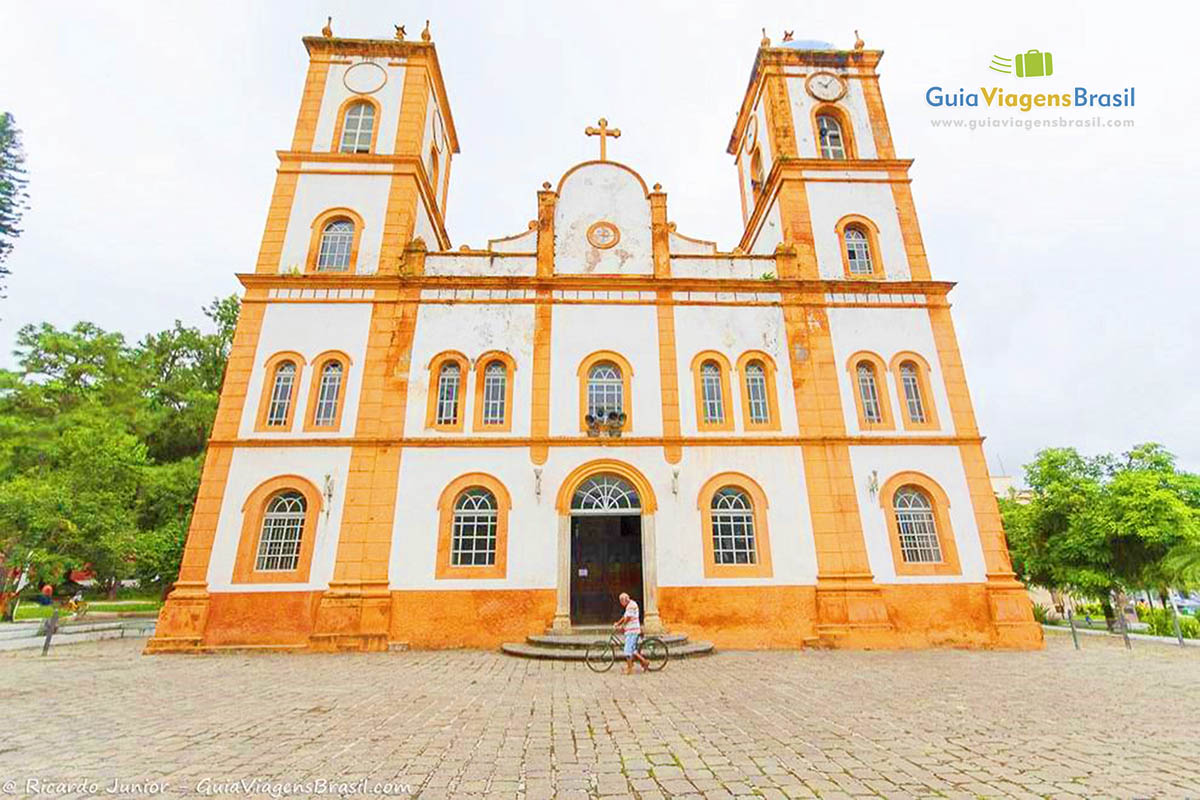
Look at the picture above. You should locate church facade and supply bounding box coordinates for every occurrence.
[147,27,1041,653]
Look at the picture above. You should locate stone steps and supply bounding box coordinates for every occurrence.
[501,630,714,661]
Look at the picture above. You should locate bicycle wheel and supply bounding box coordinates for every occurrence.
[640,636,669,671]
[585,640,616,672]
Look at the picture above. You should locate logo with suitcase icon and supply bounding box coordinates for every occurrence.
[989,50,1054,78]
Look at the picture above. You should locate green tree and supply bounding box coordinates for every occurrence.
[0,296,239,615]
[1003,444,1200,630]
[0,112,28,295]
[0,411,147,597]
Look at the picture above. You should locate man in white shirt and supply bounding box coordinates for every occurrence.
[613,592,649,674]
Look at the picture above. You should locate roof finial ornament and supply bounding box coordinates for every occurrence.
[321,16,333,38]
[760,28,770,47]
[421,20,432,42]
[394,24,406,41]
[854,30,865,51]
[782,30,794,42]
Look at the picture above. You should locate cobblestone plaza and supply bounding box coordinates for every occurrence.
[3,634,1197,799]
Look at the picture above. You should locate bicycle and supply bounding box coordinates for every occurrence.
[585,631,668,672]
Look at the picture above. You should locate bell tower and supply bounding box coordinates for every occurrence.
[255,22,459,277]
[726,35,926,282]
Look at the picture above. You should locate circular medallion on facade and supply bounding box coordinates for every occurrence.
[586,221,620,249]
[743,115,758,154]
[805,71,847,102]
[343,61,388,95]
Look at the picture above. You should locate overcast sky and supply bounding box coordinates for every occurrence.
[2,0,1197,477]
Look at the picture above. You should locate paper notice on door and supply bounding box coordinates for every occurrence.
[577,568,588,576]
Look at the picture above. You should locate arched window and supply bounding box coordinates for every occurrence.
[749,147,765,203]
[472,352,516,432]
[232,476,323,584]
[690,352,733,432]
[266,361,297,427]
[316,220,354,271]
[711,487,756,565]
[844,226,873,275]
[816,114,847,159]
[577,352,633,433]
[856,362,883,424]
[436,473,511,579]
[879,471,960,576]
[254,491,307,572]
[846,352,894,431]
[312,361,343,427]
[899,362,926,424]
[451,488,499,566]
[888,353,939,431]
[587,362,623,419]
[737,352,780,432]
[893,486,942,563]
[744,361,770,424]
[435,362,462,426]
[428,147,440,198]
[700,361,726,425]
[698,473,773,578]
[571,475,642,513]
[426,352,469,431]
[480,361,507,426]
[339,101,376,154]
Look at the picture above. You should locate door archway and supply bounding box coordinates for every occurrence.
[552,460,661,632]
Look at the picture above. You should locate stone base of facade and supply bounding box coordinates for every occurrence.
[145,583,1042,654]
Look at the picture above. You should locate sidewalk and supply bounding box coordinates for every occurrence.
[1043,623,1199,647]
[0,618,156,652]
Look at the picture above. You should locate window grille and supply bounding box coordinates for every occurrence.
[711,487,756,565]
[317,220,354,271]
[339,102,375,153]
[481,361,506,425]
[255,492,306,571]
[435,362,461,425]
[894,487,942,563]
[266,361,296,426]
[451,489,498,566]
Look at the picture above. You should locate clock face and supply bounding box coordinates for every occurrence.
[743,115,758,154]
[806,71,847,102]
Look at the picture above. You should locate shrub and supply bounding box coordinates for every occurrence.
[1140,607,1200,639]
[1031,603,1050,624]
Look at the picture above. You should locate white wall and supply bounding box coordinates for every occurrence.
[489,227,537,253]
[657,445,816,587]
[424,254,536,276]
[387,444,817,590]
[848,445,987,583]
[749,201,783,255]
[240,302,373,439]
[554,163,653,275]
[547,304,661,436]
[405,303,537,436]
[278,173,392,274]
[312,60,407,156]
[389,447,555,590]
[786,75,878,160]
[806,180,910,280]
[673,305,798,437]
[207,446,351,592]
[827,306,954,437]
[670,256,775,279]
[668,231,716,255]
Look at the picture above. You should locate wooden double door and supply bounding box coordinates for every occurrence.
[570,514,643,625]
